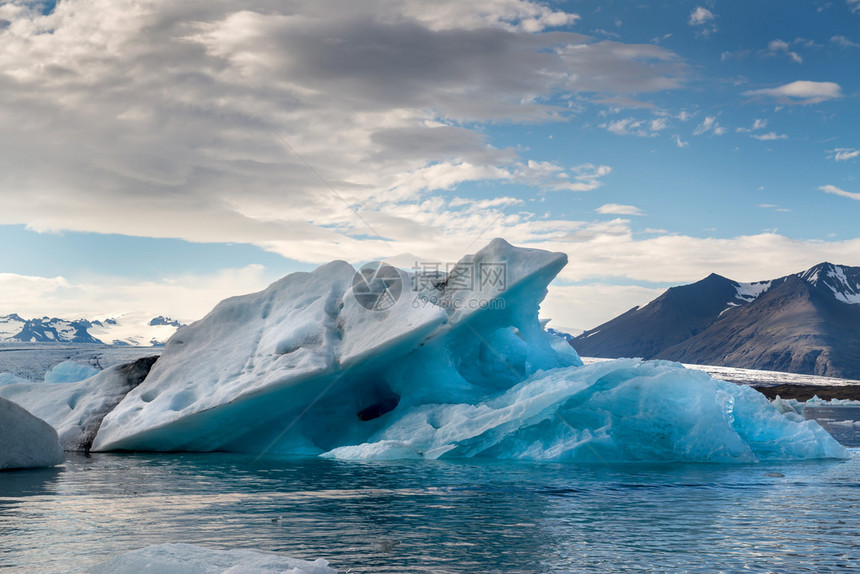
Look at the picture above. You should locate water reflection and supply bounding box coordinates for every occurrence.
[0,466,62,499]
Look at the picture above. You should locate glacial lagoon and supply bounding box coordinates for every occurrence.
[2,448,860,573]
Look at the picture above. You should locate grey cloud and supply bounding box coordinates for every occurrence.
[0,0,686,260]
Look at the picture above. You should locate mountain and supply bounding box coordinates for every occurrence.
[571,262,860,380]
[0,313,186,346]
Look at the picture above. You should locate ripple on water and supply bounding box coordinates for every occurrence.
[1,452,859,572]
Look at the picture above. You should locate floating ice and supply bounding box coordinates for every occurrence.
[0,357,157,451]
[87,239,846,462]
[0,372,31,387]
[89,543,336,574]
[0,396,64,470]
[327,359,847,463]
[43,360,100,384]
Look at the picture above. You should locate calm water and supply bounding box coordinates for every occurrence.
[2,450,860,573]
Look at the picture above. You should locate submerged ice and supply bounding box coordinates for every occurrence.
[35,238,844,462]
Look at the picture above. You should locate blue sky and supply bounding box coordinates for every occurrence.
[0,0,858,331]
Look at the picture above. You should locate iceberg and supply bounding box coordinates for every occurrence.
[0,396,64,470]
[90,543,335,574]
[327,359,846,462]
[0,357,157,451]
[0,372,31,387]
[86,239,846,462]
[43,360,100,384]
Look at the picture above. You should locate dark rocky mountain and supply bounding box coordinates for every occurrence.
[148,316,184,327]
[571,262,860,380]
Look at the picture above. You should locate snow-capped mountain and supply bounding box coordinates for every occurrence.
[572,262,860,380]
[797,262,860,305]
[0,313,185,346]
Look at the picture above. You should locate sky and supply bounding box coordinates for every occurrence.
[0,0,858,333]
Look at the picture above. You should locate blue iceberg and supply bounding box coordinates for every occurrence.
[86,240,846,462]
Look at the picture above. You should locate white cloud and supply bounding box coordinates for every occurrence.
[601,116,670,137]
[541,284,664,333]
[650,118,668,131]
[693,115,725,135]
[830,148,860,161]
[603,117,648,136]
[751,132,787,141]
[736,118,767,133]
[744,81,843,104]
[0,266,271,321]
[673,134,688,148]
[821,184,860,201]
[397,0,580,32]
[767,38,802,63]
[758,204,790,212]
[832,35,860,49]
[596,203,644,216]
[689,7,714,25]
[848,0,860,13]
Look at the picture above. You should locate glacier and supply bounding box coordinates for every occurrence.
[0,396,64,470]
[81,239,848,462]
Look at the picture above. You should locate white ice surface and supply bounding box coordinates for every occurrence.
[0,396,64,470]
[89,543,335,574]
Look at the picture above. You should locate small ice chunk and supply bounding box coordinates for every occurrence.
[89,543,337,574]
[44,360,100,384]
[0,396,64,470]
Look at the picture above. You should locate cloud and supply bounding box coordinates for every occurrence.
[744,81,843,104]
[395,0,580,32]
[600,115,671,137]
[832,35,860,49]
[0,0,688,266]
[650,118,668,131]
[849,0,860,13]
[689,7,714,25]
[758,204,790,212]
[673,134,688,148]
[541,284,664,333]
[596,203,644,216]
[767,38,802,63]
[0,266,271,321]
[751,132,787,141]
[736,118,767,133]
[830,148,860,161]
[693,115,725,135]
[821,184,860,201]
